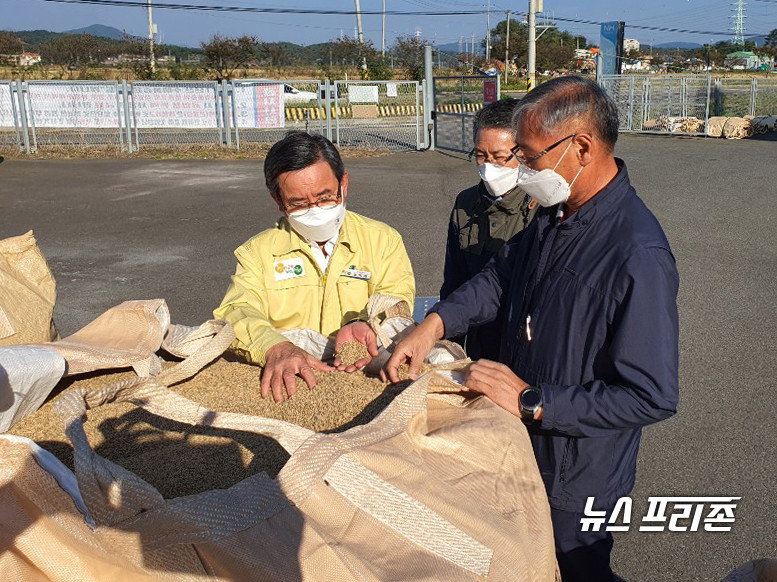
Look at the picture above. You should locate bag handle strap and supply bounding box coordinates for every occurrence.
[366,294,413,348]
[54,320,314,525]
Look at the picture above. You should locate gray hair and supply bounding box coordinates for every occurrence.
[512,76,619,150]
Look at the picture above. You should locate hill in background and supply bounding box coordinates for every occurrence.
[64,24,129,40]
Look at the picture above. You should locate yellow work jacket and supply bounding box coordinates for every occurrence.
[213,210,415,366]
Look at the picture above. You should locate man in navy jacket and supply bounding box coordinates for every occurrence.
[386,77,679,582]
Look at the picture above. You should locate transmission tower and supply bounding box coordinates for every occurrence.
[731,0,747,46]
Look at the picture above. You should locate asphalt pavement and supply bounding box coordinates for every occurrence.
[1,133,775,581]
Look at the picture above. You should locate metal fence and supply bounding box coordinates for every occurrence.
[1,78,424,154]
[0,81,21,148]
[333,80,420,151]
[130,80,223,148]
[712,77,777,117]
[230,79,324,148]
[25,80,126,148]
[600,74,777,135]
[433,75,500,153]
[599,74,711,135]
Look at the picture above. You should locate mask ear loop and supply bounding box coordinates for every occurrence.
[552,138,585,189]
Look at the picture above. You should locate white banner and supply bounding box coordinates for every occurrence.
[232,83,285,129]
[349,85,379,104]
[132,83,218,129]
[28,83,120,128]
[0,83,15,129]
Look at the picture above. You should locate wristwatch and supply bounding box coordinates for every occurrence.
[519,386,543,421]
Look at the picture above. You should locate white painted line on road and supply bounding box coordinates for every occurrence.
[112,191,154,201]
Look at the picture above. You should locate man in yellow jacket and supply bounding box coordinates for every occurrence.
[214,132,415,402]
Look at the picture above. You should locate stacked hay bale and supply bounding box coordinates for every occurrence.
[10,358,408,498]
[654,115,704,134]
[707,116,757,139]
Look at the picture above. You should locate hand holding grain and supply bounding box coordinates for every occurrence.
[262,341,332,402]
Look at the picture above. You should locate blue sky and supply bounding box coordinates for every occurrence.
[7,0,777,48]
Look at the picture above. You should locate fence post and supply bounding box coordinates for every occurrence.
[415,81,421,150]
[425,45,435,151]
[749,78,757,117]
[334,81,340,145]
[15,80,31,154]
[231,82,240,150]
[121,80,132,153]
[8,82,23,153]
[704,74,712,135]
[713,78,722,117]
[325,79,332,141]
[628,76,635,131]
[221,80,232,147]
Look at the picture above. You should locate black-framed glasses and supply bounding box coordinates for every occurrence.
[285,188,342,217]
[468,148,516,167]
[510,133,576,165]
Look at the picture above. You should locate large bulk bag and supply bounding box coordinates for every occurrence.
[0,231,57,348]
[1,308,559,581]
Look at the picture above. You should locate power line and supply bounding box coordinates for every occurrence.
[27,0,774,38]
[32,0,490,15]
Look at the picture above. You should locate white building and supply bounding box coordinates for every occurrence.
[623,38,641,53]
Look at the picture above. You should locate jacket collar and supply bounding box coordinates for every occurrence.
[556,158,631,229]
[271,210,355,256]
[478,181,527,215]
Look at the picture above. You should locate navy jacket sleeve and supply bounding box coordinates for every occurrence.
[440,209,469,299]
[540,247,680,437]
[431,239,514,337]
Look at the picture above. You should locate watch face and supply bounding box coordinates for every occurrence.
[521,388,542,409]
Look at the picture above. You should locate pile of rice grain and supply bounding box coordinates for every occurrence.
[335,341,370,366]
[10,359,406,498]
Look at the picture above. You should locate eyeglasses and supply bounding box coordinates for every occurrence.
[469,150,516,167]
[284,189,342,217]
[510,133,576,165]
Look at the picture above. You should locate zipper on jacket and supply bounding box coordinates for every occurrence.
[559,438,572,484]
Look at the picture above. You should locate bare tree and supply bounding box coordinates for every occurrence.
[117,34,166,79]
[201,34,259,81]
[39,34,101,78]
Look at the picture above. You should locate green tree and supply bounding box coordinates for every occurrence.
[766,29,777,49]
[488,20,579,73]
[260,43,296,68]
[392,35,427,81]
[0,31,25,57]
[201,34,259,81]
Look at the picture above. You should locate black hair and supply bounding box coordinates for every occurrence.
[512,76,619,151]
[473,98,520,140]
[264,131,345,199]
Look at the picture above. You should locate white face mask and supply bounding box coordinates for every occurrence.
[287,202,346,243]
[478,162,520,198]
[515,141,584,208]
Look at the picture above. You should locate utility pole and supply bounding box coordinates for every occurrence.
[505,11,510,84]
[354,0,367,75]
[381,0,386,57]
[527,0,536,90]
[354,0,364,44]
[486,0,491,63]
[147,0,155,74]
